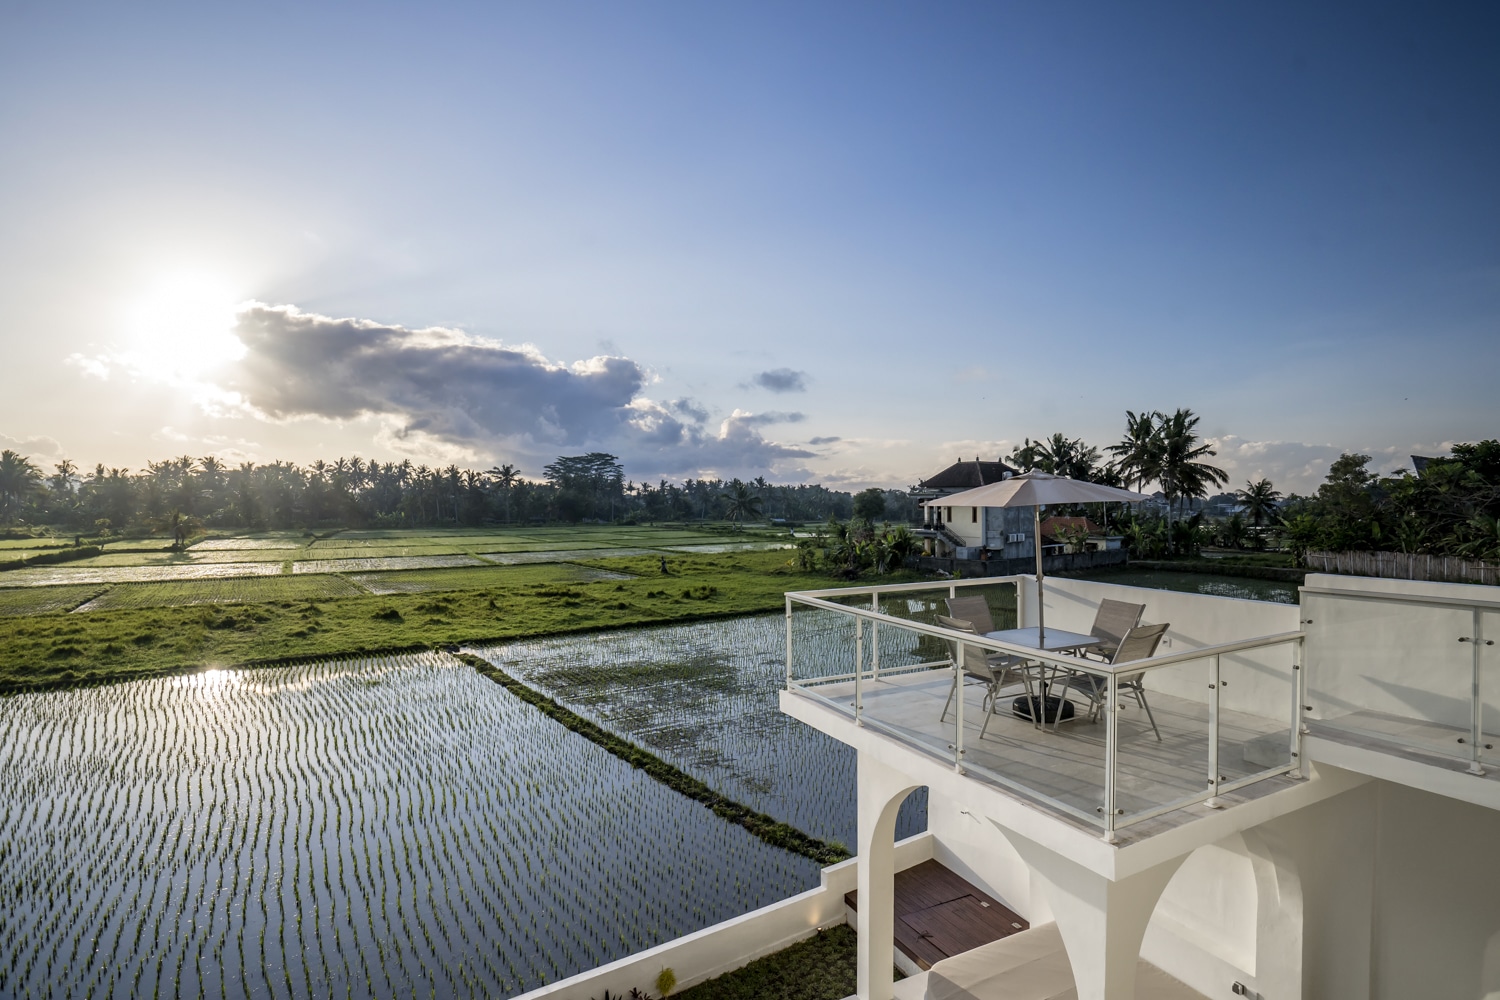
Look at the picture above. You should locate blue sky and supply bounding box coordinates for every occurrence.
[1,2,1496,492]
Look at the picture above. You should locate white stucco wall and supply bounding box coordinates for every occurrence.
[925,788,1046,923]
[1034,577,1301,725]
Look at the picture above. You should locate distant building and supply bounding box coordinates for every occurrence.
[910,457,1033,559]
[1037,515,1121,554]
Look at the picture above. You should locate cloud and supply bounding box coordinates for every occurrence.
[732,410,806,427]
[670,398,710,423]
[66,354,110,380]
[749,368,808,393]
[809,436,841,445]
[229,304,646,446]
[0,433,64,460]
[198,303,813,480]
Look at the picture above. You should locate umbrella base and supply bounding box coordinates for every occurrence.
[1011,693,1075,725]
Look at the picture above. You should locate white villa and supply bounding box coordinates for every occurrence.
[519,570,1500,1000]
[911,459,1035,560]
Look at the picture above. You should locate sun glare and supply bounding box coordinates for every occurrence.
[121,271,247,381]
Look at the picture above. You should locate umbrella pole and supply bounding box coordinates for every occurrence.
[1034,505,1045,643]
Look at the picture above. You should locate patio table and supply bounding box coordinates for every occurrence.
[983,627,1101,728]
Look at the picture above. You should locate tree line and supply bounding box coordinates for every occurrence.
[1278,444,1500,562]
[0,449,908,535]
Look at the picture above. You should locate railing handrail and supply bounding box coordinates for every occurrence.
[1300,584,1500,613]
[787,591,1302,678]
[787,575,1030,600]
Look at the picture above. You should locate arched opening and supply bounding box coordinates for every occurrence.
[1142,830,1304,998]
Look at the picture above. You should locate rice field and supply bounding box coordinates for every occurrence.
[0,538,74,551]
[292,555,486,574]
[480,548,661,565]
[72,575,368,612]
[0,585,105,616]
[189,536,309,551]
[468,615,928,849]
[0,562,285,587]
[660,542,796,554]
[78,548,297,566]
[0,654,822,999]
[348,563,633,596]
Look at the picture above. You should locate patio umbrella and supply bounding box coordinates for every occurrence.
[924,471,1149,642]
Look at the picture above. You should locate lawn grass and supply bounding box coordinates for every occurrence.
[673,924,868,1000]
[0,550,924,691]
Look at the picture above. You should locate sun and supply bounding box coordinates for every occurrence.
[121,270,247,381]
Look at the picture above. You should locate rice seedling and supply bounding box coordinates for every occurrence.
[348,564,632,596]
[469,614,929,850]
[476,548,662,566]
[292,555,486,575]
[72,575,366,613]
[0,561,285,588]
[0,585,106,616]
[0,654,822,999]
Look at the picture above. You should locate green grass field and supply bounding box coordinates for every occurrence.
[0,548,915,690]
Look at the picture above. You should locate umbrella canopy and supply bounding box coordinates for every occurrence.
[922,471,1150,642]
[926,471,1149,509]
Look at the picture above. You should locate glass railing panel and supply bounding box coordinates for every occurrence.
[1216,643,1297,786]
[1479,607,1500,770]
[1304,591,1477,763]
[786,602,860,711]
[1108,655,1217,825]
[960,653,1112,827]
[858,617,961,763]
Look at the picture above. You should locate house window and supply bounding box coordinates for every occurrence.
[946,507,952,521]
[971,507,978,523]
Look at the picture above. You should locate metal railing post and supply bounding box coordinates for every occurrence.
[1103,672,1119,842]
[953,655,966,773]
[1468,607,1485,776]
[1290,634,1304,771]
[1207,654,1222,807]
[870,592,881,680]
[854,618,864,724]
[785,596,794,689]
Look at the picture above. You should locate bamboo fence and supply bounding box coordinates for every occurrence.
[1305,549,1500,586]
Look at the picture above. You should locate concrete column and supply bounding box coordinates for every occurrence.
[1003,828,1187,1000]
[856,752,921,1000]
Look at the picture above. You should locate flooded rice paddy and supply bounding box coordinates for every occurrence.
[0,654,822,999]
[1079,568,1298,604]
[468,615,928,849]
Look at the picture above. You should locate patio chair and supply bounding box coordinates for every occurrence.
[935,615,1031,741]
[944,594,997,635]
[1056,622,1169,741]
[1081,598,1146,662]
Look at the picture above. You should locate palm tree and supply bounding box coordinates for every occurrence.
[0,450,42,523]
[1009,438,1042,473]
[1237,478,1283,528]
[1156,408,1228,549]
[1106,410,1163,493]
[1035,433,1101,481]
[722,481,763,529]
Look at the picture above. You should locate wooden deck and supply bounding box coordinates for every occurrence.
[845,859,1029,970]
[801,669,1293,830]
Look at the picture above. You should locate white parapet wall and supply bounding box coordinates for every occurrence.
[512,832,935,1000]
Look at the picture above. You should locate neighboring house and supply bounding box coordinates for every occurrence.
[1037,515,1121,554]
[910,457,1033,559]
